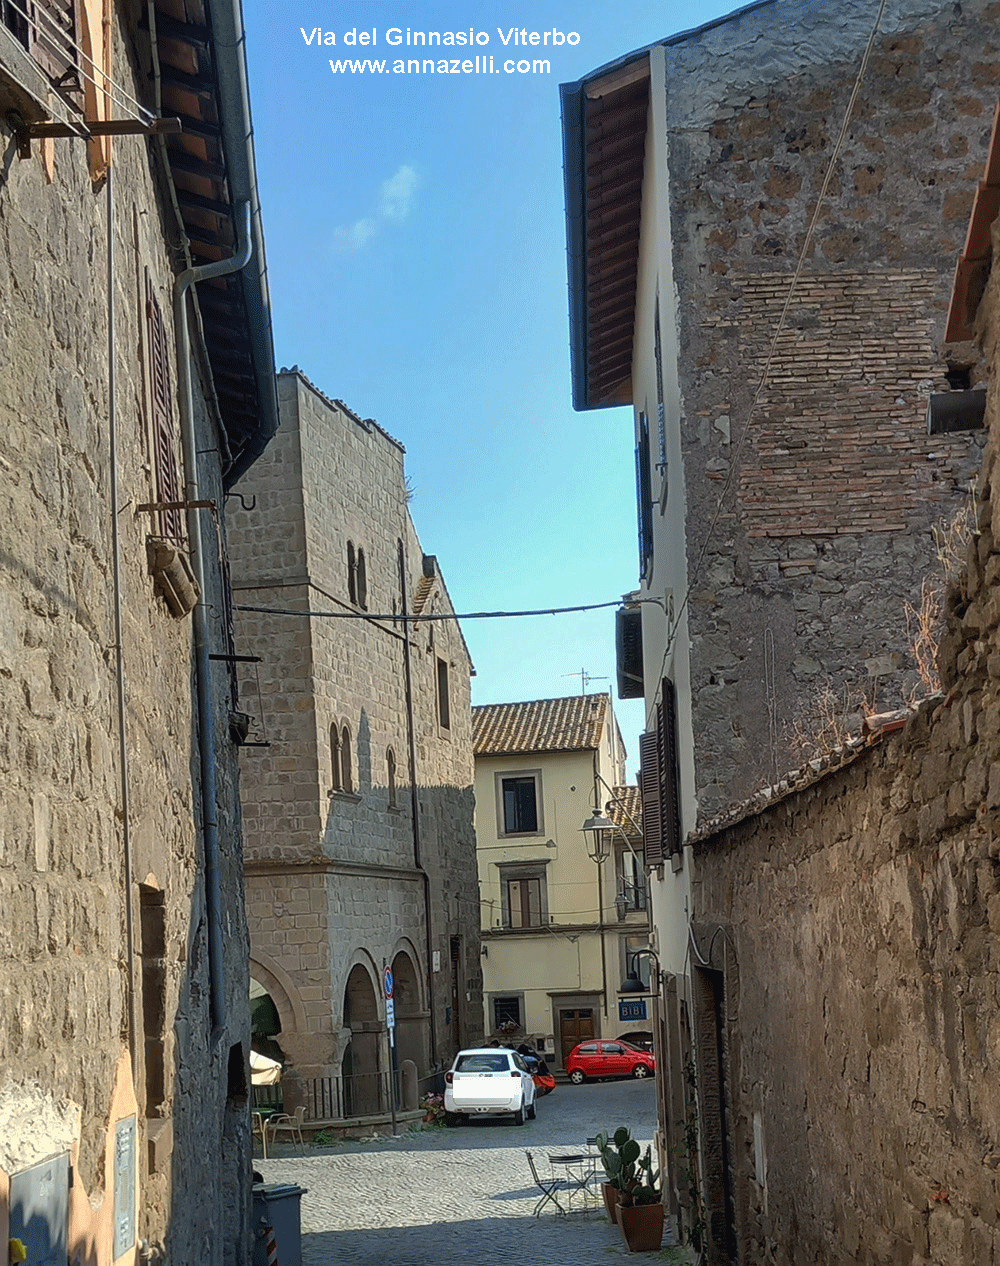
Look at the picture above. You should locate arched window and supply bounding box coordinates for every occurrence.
[347,541,357,604]
[330,724,342,791]
[356,548,368,610]
[387,747,397,807]
[340,725,353,794]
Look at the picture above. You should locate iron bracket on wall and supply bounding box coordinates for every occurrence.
[7,112,181,158]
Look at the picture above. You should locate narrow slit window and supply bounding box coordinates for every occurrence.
[436,657,450,730]
[387,747,397,806]
[340,725,352,794]
[330,724,342,791]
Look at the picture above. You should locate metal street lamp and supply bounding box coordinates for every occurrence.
[580,812,614,863]
[580,811,615,1019]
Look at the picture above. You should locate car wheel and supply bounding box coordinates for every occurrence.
[569,1069,585,1085]
[512,1107,525,1126]
[444,1111,464,1127]
[527,1100,536,1119]
[632,1064,650,1079]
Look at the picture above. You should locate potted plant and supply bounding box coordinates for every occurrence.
[616,1144,664,1253]
[419,1091,446,1125]
[595,1127,664,1252]
[595,1127,638,1222]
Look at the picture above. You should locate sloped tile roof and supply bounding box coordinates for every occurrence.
[473,693,609,756]
[607,785,642,837]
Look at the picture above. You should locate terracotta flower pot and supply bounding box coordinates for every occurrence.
[617,1201,665,1253]
[601,1182,619,1223]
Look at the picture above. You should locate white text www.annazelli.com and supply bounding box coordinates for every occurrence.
[328,56,551,75]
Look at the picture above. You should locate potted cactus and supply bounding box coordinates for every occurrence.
[595,1127,636,1220]
[595,1126,664,1251]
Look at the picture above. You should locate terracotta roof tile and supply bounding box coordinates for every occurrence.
[473,693,609,756]
[606,785,642,837]
[688,703,922,847]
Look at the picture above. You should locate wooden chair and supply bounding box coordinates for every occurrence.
[265,1104,306,1149]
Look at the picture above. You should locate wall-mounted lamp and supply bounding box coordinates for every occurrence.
[620,946,661,994]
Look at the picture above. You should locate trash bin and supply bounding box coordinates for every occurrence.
[252,1182,307,1266]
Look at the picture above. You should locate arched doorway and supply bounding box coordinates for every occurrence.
[250,978,286,1065]
[390,949,426,1078]
[343,963,382,1116]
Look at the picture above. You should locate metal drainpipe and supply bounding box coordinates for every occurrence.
[173,199,252,1043]
[398,539,439,1065]
[107,164,138,1070]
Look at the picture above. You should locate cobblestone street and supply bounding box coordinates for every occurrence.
[256,1078,692,1265]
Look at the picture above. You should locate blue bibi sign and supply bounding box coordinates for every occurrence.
[618,998,648,1022]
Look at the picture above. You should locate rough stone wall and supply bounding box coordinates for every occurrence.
[0,8,251,1264]
[230,372,481,1086]
[690,210,1000,1262]
[664,0,994,817]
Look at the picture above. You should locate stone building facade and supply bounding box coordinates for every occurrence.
[649,88,1000,1266]
[561,2,1000,1233]
[0,1,277,1263]
[229,370,481,1114]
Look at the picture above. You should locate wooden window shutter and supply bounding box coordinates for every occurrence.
[29,0,80,89]
[639,729,663,866]
[146,274,183,541]
[661,677,682,855]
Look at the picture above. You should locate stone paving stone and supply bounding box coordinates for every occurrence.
[256,1079,695,1265]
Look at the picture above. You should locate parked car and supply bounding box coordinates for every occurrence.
[566,1039,656,1084]
[615,1031,654,1052]
[444,1048,537,1125]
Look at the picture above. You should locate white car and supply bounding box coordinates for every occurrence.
[444,1048,537,1126]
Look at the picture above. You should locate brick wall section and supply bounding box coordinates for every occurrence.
[688,209,1000,1263]
[666,0,994,816]
[726,270,943,537]
[229,372,482,1083]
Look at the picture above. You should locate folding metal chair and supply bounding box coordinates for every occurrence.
[525,1150,566,1216]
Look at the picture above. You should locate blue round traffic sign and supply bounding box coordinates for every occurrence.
[384,968,394,999]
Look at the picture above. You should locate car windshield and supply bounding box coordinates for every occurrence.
[455,1053,509,1073]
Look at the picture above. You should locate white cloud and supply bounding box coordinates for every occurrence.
[379,165,418,222]
[332,164,420,251]
[333,217,379,251]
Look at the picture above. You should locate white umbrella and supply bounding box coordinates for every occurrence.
[250,1050,282,1086]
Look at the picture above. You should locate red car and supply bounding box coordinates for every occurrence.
[566,1039,656,1084]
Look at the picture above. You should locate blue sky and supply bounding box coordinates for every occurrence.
[243,1,737,779]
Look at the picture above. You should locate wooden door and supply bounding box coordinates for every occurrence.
[559,1007,595,1067]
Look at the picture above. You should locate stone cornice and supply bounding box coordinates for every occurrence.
[245,855,424,882]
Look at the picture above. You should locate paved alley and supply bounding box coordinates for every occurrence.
[256,1078,692,1265]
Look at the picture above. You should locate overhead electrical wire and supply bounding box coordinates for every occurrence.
[237,598,646,622]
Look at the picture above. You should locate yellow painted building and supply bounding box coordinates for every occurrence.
[473,694,650,1069]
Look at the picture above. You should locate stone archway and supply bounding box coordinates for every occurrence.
[390,948,428,1077]
[343,963,383,1116]
[249,953,335,1078]
[250,977,285,1065]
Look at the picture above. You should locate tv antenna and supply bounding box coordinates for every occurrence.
[562,668,609,694]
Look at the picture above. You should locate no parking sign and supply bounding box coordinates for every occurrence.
[384,967,395,1036]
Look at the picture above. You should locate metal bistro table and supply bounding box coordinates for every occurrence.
[546,1151,602,1212]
